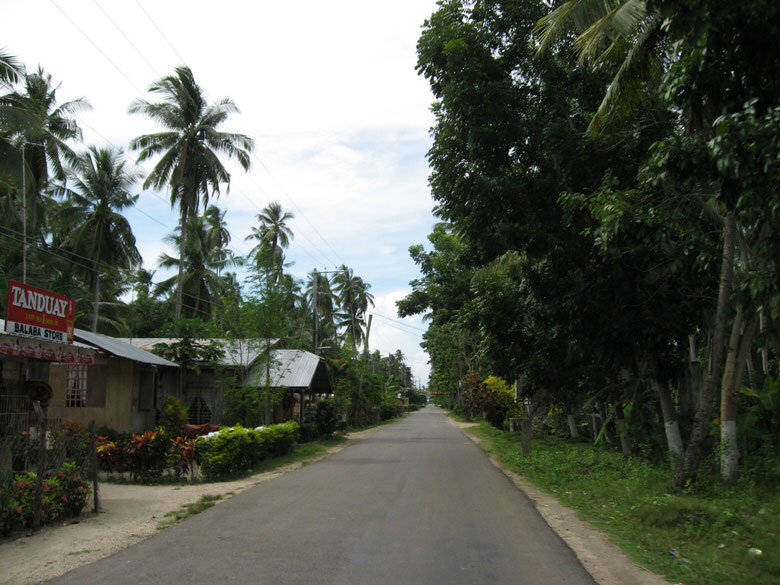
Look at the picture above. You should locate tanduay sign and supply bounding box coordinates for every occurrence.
[5,281,75,344]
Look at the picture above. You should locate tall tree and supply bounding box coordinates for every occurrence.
[332,265,374,351]
[129,65,254,319]
[57,146,142,332]
[154,208,242,321]
[245,201,294,284]
[0,66,89,236]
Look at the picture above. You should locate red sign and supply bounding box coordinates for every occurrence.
[4,281,75,344]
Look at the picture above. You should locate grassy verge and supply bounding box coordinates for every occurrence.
[158,493,226,528]
[462,419,778,585]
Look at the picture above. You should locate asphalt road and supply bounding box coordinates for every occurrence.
[44,406,597,585]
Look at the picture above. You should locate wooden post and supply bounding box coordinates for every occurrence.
[32,401,46,530]
[520,399,532,457]
[88,421,99,514]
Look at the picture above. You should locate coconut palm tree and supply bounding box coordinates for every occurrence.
[245,201,294,283]
[129,65,254,319]
[57,146,142,332]
[0,49,22,87]
[534,0,663,134]
[332,265,375,350]
[0,66,90,235]
[154,211,242,320]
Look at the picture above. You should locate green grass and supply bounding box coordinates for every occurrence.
[463,419,779,585]
[158,493,225,528]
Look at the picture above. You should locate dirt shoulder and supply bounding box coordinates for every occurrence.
[451,419,673,585]
[0,427,382,585]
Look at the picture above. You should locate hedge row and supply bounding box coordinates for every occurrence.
[195,422,300,480]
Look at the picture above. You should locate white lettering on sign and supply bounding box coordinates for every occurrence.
[11,285,69,318]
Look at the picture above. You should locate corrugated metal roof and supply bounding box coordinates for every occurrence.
[75,330,178,367]
[245,349,324,389]
[118,338,278,367]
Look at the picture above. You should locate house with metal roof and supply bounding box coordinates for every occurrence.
[45,329,178,432]
[119,339,333,425]
[243,349,333,423]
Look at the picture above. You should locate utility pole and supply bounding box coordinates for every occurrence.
[312,269,318,354]
[21,141,27,284]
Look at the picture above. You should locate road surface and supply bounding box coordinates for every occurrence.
[44,406,596,585]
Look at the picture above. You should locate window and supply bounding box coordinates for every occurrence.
[66,365,88,408]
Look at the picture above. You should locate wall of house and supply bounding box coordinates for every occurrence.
[49,356,138,432]
[155,366,230,425]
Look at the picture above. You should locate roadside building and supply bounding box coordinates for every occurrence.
[121,339,333,425]
[46,329,178,433]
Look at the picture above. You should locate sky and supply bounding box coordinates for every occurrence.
[2,0,442,385]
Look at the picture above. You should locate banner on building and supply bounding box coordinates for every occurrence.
[4,281,75,343]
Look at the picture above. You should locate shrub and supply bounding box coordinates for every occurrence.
[124,430,170,482]
[196,422,299,480]
[0,463,90,534]
[314,399,339,438]
[159,396,189,436]
[380,404,403,421]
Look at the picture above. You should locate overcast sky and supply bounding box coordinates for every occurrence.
[2,0,441,384]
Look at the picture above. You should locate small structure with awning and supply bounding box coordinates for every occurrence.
[243,349,333,423]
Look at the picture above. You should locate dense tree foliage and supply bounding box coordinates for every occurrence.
[402,0,780,485]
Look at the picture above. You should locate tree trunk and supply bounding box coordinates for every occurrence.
[521,400,532,457]
[615,402,631,457]
[567,414,579,439]
[175,204,188,320]
[264,339,272,425]
[675,213,736,488]
[599,403,614,445]
[651,378,684,466]
[760,309,769,374]
[720,308,758,481]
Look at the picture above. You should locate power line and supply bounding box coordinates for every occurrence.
[92,0,160,79]
[48,0,147,96]
[77,1,333,270]
[132,0,345,269]
[369,311,427,333]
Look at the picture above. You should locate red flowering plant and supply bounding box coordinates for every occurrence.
[0,463,91,533]
[167,436,197,481]
[56,463,90,516]
[97,436,119,474]
[124,431,169,481]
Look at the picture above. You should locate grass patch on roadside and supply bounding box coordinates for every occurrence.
[462,419,779,585]
[158,493,225,528]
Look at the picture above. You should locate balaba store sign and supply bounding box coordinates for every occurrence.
[4,281,75,344]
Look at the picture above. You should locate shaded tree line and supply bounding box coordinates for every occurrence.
[400,0,780,487]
